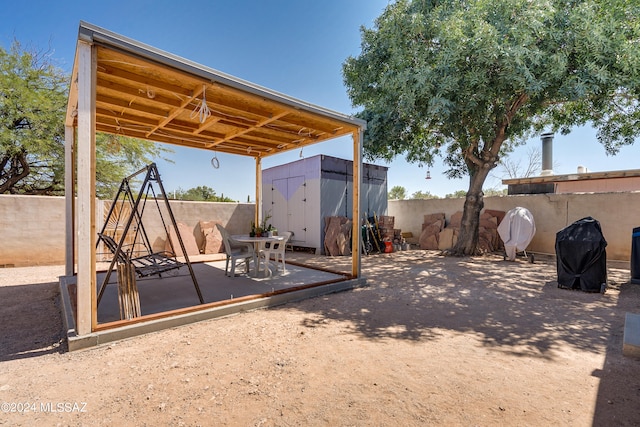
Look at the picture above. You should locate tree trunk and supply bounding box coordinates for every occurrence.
[449,166,491,256]
[0,151,30,194]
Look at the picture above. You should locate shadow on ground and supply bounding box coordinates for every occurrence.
[1,251,639,424]
[0,281,66,361]
[288,250,640,425]
[592,281,640,425]
[293,252,620,356]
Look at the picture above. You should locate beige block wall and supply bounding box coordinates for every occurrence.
[99,199,255,253]
[389,191,640,262]
[0,195,255,267]
[0,195,66,267]
[3,192,639,266]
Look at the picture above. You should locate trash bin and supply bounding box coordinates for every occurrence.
[632,226,640,284]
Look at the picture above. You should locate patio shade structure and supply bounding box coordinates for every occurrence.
[64,22,366,336]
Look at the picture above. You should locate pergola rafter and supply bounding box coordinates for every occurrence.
[68,37,361,157]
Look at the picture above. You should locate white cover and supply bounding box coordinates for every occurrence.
[497,207,536,261]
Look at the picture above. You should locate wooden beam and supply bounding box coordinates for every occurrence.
[76,40,97,334]
[255,156,262,227]
[65,47,79,127]
[96,76,183,108]
[352,129,362,278]
[96,58,194,97]
[64,125,75,277]
[145,85,204,138]
[90,46,363,159]
[95,108,159,128]
[211,111,290,148]
[193,115,222,135]
[96,94,169,119]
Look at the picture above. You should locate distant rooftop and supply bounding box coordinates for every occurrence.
[502,169,640,195]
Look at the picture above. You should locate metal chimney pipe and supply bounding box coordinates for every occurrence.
[541,133,554,176]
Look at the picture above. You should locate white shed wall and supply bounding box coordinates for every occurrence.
[263,155,388,254]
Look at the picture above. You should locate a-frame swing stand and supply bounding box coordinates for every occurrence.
[96,163,204,311]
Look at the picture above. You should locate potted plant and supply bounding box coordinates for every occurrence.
[260,211,272,237]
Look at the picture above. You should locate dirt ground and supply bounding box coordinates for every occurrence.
[1,250,639,426]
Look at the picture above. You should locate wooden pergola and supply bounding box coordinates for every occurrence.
[64,22,366,337]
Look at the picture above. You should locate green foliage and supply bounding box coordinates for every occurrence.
[1,40,173,197]
[411,190,440,199]
[95,133,171,199]
[388,185,407,199]
[447,188,509,198]
[343,0,640,254]
[0,41,67,194]
[172,185,235,202]
[343,0,640,176]
[445,190,468,199]
[482,187,507,197]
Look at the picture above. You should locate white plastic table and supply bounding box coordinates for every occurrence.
[231,235,285,277]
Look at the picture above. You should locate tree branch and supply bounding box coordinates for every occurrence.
[464,141,483,168]
[488,92,530,159]
[0,151,30,193]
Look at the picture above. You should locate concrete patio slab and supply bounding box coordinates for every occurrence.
[60,259,365,351]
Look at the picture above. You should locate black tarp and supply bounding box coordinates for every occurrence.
[555,217,607,293]
[631,226,640,284]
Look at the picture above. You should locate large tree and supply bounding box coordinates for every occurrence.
[95,133,171,199]
[344,0,640,255]
[0,41,67,194]
[1,41,170,198]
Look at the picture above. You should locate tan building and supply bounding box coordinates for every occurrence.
[503,169,640,195]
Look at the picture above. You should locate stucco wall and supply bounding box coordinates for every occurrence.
[0,195,66,267]
[101,199,255,253]
[3,192,639,266]
[389,191,640,261]
[0,195,255,267]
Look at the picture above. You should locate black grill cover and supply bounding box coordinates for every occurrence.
[555,217,607,292]
[631,226,640,284]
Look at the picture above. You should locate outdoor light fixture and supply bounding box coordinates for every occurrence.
[425,170,431,180]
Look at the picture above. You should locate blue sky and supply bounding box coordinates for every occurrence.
[1,1,638,200]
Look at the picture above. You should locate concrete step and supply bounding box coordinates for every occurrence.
[623,312,640,359]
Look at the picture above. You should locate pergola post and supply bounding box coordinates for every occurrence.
[76,40,97,334]
[255,156,262,227]
[64,125,75,277]
[352,130,362,278]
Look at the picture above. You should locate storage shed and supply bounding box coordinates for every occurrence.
[262,155,388,253]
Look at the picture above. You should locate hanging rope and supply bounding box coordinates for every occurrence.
[190,84,211,123]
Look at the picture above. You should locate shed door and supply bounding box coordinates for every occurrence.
[271,178,287,235]
[272,176,306,244]
[287,176,306,244]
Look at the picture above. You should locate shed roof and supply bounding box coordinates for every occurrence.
[66,22,366,158]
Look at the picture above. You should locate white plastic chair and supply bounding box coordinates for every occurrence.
[259,232,292,274]
[216,224,256,278]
